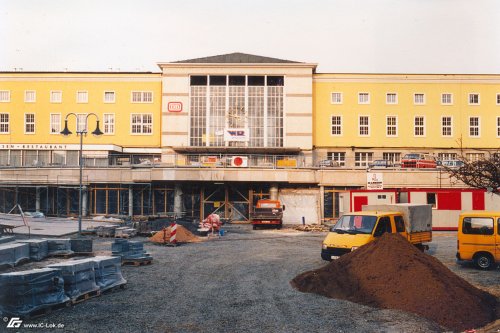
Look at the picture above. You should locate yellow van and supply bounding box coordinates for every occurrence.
[457,211,500,270]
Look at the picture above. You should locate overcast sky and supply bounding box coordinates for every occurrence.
[1,0,500,74]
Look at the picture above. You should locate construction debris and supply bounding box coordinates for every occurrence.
[149,225,201,244]
[291,232,498,332]
[114,227,137,238]
[294,224,330,232]
[96,225,118,237]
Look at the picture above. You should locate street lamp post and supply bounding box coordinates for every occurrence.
[61,113,103,235]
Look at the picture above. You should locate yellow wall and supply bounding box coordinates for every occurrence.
[313,74,500,149]
[0,72,161,148]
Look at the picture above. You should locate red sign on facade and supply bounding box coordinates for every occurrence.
[168,102,183,112]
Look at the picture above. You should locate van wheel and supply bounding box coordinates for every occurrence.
[473,253,494,270]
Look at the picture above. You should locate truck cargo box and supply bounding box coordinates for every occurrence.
[362,203,432,233]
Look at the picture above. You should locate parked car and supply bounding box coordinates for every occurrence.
[368,159,395,168]
[318,159,339,167]
[401,153,437,168]
[440,160,464,169]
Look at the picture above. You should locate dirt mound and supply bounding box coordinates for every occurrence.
[149,225,202,243]
[291,233,498,332]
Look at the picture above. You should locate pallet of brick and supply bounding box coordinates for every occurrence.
[96,225,117,238]
[70,238,93,254]
[47,259,100,303]
[91,256,127,292]
[45,239,74,257]
[111,239,153,262]
[0,236,15,244]
[17,239,49,261]
[0,243,30,268]
[0,268,70,318]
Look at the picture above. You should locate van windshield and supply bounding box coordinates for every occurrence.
[331,215,377,234]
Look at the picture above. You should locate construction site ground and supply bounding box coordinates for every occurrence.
[4,225,499,333]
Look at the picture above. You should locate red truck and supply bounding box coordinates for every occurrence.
[250,199,285,230]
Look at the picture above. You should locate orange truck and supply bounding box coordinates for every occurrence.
[250,199,285,230]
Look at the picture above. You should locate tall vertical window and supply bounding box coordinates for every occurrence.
[104,91,115,103]
[466,153,484,161]
[331,116,342,135]
[414,93,425,105]
[50,91,62,103]
[359,116,370,136]
[441,116,452,137]
[331,92,342,104]
[386,116,397,136]
[0,114,9,133]
[386,93,398,104]
[103,114,115,134]
[414,116,425,136]
[189,75,283,147]
[358,92,370,104]
[50,114,61,134]
[497,117,500,137]
[469,117,480,137]
[468,93,480,105]
[383,152,401,164]
[496,93,500,105]
[25,113,35,134]
[355,152,373,167]
[438,153,457,160]
[76,91,88,103]
[131,91,153,103]
[441,93,453,105]
[77,114,87,132]
[327,152,346,166]
[131,114,152,134]
[24,90,36,103]
[0,91,10,102]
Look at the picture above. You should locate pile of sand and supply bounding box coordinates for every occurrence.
[149,225,202,244]
[291,233,498,332]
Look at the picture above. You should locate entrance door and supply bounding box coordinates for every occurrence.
[353,196,368,212]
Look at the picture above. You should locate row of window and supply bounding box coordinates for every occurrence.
[0,90,153,104]
[331,92,500,106]
[327,151,487,167]
[331,115,500,138]
[0,113,153,135]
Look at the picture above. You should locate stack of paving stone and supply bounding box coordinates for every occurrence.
[0,242,30,268]
[91,256,127,292]
[0,236,15,244]
[45,239,74,256]
[111,239,152,261]
[70,238,93,254]
[0,268,69,317]
[17,239,49,261]
[47,259,100,301]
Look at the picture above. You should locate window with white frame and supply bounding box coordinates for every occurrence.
[438,153,457,160]
[76,91,88,103]
[50,91,62,103]
[383,152,401,164]
[358,92,370,104]
[0,114,9,133]
[469,117,480,137]
[331,115,342,135]
[355,152,373,167]
[466,153,484,161]
[103,114,115,134]
[131,91,153,103]
[441,116,452,137]
[414,93,425,105]
[414,116,425,136]
[25,113,35,134]
[441,93,453,105]
[386,116,397,136]
[50,114,61,134]
[131,114,152,134]
[468,93,480,105]
[359,116,370,136]
[331,92,342,104]
[77,114,87,132]
[497,117,500,137]
[386,93,398,104]
[327,152,346,166]
[24,90,36,103]
[104,91,115,103]
[0,91,10,102]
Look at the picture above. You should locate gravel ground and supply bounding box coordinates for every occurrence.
[2,227,499,333]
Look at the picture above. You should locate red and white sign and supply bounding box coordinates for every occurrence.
[168,102,183,112]
[231,156,248,167]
